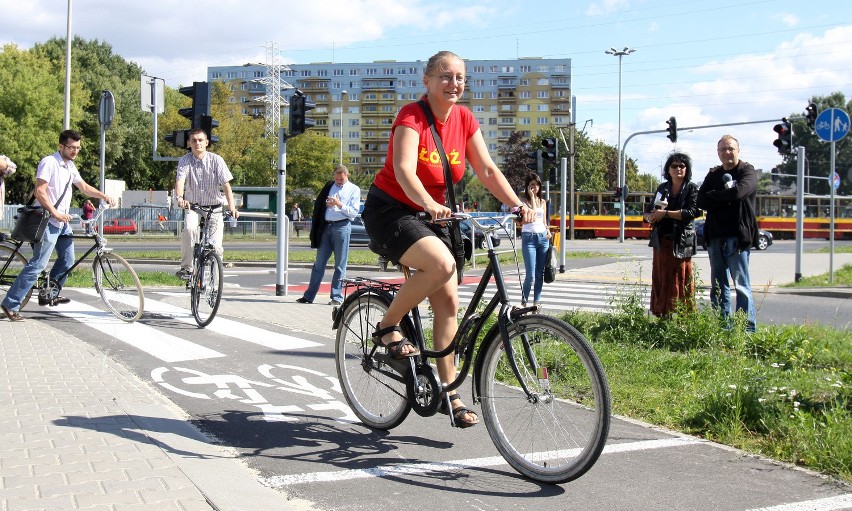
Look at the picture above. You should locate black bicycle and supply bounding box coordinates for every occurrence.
[179,203,224,327]
[332,213,610,484]
[0,204,144,322]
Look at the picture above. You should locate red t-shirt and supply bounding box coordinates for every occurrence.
[372,98,480,210]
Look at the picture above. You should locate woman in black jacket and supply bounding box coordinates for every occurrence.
[644,152,701,317]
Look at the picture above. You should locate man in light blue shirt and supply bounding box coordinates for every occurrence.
[297,165,360,305]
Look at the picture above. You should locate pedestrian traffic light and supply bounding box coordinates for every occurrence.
[773,119,792,155]
[178,82,211,130]
[526,149,543,174]
[805,102,817,130]
[288,89,316,136]
[541,137,557,163]
[201,115,219,145]
[666,116,677,143]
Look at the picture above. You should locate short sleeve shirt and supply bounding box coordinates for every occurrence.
[176,151,233,205]
[36,152,83,227]
[372,98,479,210]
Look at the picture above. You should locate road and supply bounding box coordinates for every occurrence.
[24,254,850,511]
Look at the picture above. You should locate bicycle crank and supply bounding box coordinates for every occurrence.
[406,362,441,417]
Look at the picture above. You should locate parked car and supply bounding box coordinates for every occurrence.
[460,219,501,250]
[695,219,773,250]
[99,218,138,235]
[349,215,371,246]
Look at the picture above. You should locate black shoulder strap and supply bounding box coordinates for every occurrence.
[27,175,72,209]
[417,99,458,213]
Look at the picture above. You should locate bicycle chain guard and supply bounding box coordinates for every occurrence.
[407,362,441,417]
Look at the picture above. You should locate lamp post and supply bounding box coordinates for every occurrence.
[339,90,347,164]
[605,46,635,243]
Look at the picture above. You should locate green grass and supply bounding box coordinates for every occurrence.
[558,291,852,484]
[62,270,178,288]
[783,264,852,287]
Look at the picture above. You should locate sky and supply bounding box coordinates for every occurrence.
[2,0,851,184]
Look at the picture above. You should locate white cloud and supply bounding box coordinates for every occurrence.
[585,0,631,17]
[774,12,800,27]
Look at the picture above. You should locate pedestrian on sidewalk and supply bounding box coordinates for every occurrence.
[519,172,551,308]
[644,152,700,317]
[0,153,17,219]
[291,202,303,237]
[697,135,759,332]
[81,199,95,234]
[296,165,360,306]
[2,130,116,322]
[174,128,239,280]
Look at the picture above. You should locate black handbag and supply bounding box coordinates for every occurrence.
[418,100,467,284]
[543,244,556,284]
[11,178,71,243]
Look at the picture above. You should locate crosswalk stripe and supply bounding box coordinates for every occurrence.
[50,297,225,363]
[75,288,323,352]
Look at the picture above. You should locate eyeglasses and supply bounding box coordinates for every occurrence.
[670,163,686,169]
[433,73,466,84]
[61,144,82,152]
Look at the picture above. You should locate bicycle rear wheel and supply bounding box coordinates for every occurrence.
[0,245,33,309]
[477,314,610,484]
[191,250,223,327]
[92,252,144,322]
[335,292,411,429]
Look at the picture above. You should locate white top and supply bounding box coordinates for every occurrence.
[521,203,548,234]
[36,152,82,227]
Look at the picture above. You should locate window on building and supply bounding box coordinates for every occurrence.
[488,118,498,125]
[366,68,376,75]
[301,70,311,77]
[334,69,344,76]
[537,91,549,98]
[537,117,548,125]
[520,65,531,72]
[472,92,484,99]
[473,105,485,112]
[518,104,530,112]
[537,78,549,86]
[473,65,485,73]
[317,69,328,77]
[537,104,549,111]
[350,69,359,76]
[520,91,531,99]
[227,71,237,79]
[211,72,222,79]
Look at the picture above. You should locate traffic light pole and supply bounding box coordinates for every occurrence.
[276,127,290,296]
[617,117,788,242]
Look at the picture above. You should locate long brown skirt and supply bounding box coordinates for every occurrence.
[650,238,695,317]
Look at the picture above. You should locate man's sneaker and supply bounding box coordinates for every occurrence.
[38,295,70,306]
[296,297,312,304]
[329,300,342,306]
[175,268,192,280]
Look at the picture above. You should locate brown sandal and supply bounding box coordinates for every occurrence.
[1,305,25,322]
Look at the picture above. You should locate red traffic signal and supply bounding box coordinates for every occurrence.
[773,119,792,155]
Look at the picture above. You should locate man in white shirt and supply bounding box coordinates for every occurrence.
[2,130,116,321]
[297,165,360,306]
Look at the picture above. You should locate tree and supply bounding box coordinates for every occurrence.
[499,131,535,193]
[285,131,338,213]
[777,92,852,196]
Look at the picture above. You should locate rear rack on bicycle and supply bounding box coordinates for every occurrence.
[342,276,402,294]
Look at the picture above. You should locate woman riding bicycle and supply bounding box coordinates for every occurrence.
[361,50,535,428]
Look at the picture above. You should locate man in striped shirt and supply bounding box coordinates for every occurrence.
[174,128,238,279]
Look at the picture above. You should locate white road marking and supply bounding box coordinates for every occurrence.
[747,495,852,511]
[51,300,225,363]
[260,436,703,487]
[75,288,322,352]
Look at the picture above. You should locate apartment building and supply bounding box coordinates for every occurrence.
[209,57,572,176]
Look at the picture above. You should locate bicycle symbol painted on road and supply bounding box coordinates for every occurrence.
[151,364,359,424]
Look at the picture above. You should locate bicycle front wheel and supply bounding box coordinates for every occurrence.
[191,250,223,327]
[92,252,144,322]
[477,315,610,484]
[335,292,411,430]
[0,244,33,309]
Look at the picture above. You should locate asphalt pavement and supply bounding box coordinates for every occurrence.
[1,244,850,510]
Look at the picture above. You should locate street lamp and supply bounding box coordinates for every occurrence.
[605,46,635,243]
[339,90,347,164]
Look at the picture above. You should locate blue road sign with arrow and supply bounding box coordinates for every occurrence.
[815,108,849,142]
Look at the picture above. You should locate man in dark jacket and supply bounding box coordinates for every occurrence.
[297,165,360,306]
[697,135,758,332]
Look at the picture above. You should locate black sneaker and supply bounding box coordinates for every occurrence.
[296,297,312,304]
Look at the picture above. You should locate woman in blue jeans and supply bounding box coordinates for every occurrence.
[520,173,551,307]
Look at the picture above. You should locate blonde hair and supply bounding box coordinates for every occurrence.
[424,51,464,76]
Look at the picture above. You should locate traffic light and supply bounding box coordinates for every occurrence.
[805,102,817,129]
[773,118,792,155]
[201,115,219,145]
[666,116,677,143]
[771,167,779,184]
[166,81,214,148]
[288,89,316,136]
[526,149,543,174]
[541,137,557,163]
